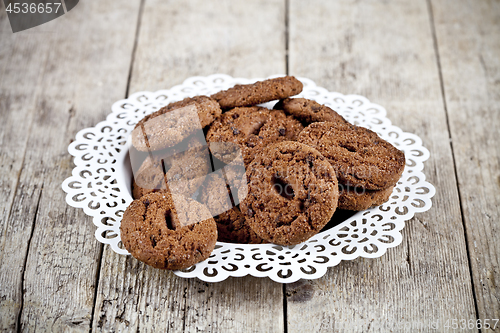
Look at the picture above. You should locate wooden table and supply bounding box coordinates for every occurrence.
[1,0,499,332]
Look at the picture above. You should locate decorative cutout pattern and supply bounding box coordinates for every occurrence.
[62,74,435,283]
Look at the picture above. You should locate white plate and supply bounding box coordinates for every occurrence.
[62,74,435,283]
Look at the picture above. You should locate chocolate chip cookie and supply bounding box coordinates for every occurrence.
[131,134,211,199]
[131,95,221,152]
[298,121,405,190]
[275,97,348,125]
[120,192,217,270]
[338,185,395,211]
[214,207,267,244]
[211,76,303,109]
[240,141,339,246]
[206,106,304,165]
[199,171,265,244]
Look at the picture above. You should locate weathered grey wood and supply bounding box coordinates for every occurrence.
[430,0,500,322]
[183,277,284,332]
[95,257,285,332]
[93,0,286,331]
[0,1,140,331]
[0,9,58,331]
[128,0,287,93]
[287,0,477,332]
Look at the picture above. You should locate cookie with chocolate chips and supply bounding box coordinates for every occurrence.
[131,95,221,152]
[199,171,266,244]
[120,192,217,270]
[211,76,303,109]
[338,185,395,211]
[275,97,347,125]
[298,121,405,190]
[206,106,304,165]
[240,141,339,246]
[131,135,211,199]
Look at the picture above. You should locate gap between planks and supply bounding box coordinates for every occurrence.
[15,184,43,333]
[426,0,481,327]
[125,0,146,99]
[6,45,51,331]
[88,0,146,330]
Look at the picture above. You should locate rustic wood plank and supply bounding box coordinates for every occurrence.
[93,0,286,331]
[0,9,58,332]
[286,0,477,332]
[430,0,500,323]
[0,1,141,331]
[128,0,287,93]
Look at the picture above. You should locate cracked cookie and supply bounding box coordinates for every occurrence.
[199,171,266,244]
[206,106,304,165]
[132,134,211,199]
[338,185,395,211]
[211,76,303,109]
[120,192,217,270]
[298,121,405,190]
[274,97,348,125]
[131,95,221,152]
[240,141,339,246]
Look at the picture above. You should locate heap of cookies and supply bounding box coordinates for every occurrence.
[120,76,405,270]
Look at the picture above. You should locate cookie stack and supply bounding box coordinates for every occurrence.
[121,76,405,270]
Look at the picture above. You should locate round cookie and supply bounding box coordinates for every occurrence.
[206,106,304,165]
[132,178,165,200]
[132,153,167,199]
[132,135,210,199]
[275,97,348,125]
[220,162,247,199]
[214,207,267,244]
[162,95,222,128]
[131,95,221,152]
[298,121,405,190]
[338,185,395,211]
[211,76,303,109]
[164,143,211,197]
[199,172,266,244]
[240,141,339,246]
[199,171,233,215]
[120,192,217,270]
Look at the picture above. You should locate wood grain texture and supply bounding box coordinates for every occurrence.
[92,0,286,332]
[128,0,287,93]
[0,1,141,331]
[430,0,500,323]
[0,9,58,332]
[287,0,477,332]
